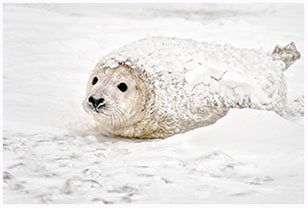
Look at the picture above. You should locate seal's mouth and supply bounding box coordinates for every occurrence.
[83,100,106,114]
[89,103,106,113]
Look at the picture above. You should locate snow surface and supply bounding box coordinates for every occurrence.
[3,4,304,203]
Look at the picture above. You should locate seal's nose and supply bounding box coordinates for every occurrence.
[88,96,105,108]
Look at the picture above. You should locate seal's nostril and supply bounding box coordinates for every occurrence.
[98,98,105,104]
[88,96,94,104]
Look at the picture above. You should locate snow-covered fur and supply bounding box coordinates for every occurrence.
[89,36,300,139]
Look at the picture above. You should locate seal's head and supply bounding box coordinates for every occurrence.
[84,64,148,136]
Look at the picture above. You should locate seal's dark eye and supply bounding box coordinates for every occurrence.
[117,82,128,92]
[92,77,98,85]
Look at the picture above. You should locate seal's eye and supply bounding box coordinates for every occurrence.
[92,77,98,85]
[117,82,128,92]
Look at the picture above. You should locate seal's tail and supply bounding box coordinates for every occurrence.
[271,42,301,71]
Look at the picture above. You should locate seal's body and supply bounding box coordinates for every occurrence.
[83,36,301,139]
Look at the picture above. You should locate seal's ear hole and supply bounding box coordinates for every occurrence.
[117,82,128,92]
[92,77,98,85]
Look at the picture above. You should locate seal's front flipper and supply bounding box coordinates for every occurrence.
[271,42,301,71]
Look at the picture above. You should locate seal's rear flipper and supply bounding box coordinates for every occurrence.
[282,96,304,120]
[271,42,301,71]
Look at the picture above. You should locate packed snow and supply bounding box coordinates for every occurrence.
[3,4,304,203]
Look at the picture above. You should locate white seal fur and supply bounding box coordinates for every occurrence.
[83,36,301,139]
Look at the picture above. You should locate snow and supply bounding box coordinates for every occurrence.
[185,64,211,86]
[3,3,304,203]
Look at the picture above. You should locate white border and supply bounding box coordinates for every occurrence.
[0,0,3,205]
[0,0,306,3]
[0,1,306,207]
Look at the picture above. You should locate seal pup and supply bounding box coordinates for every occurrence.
[83,36,301,139]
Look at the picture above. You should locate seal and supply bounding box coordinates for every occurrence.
[83,36,301,139]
